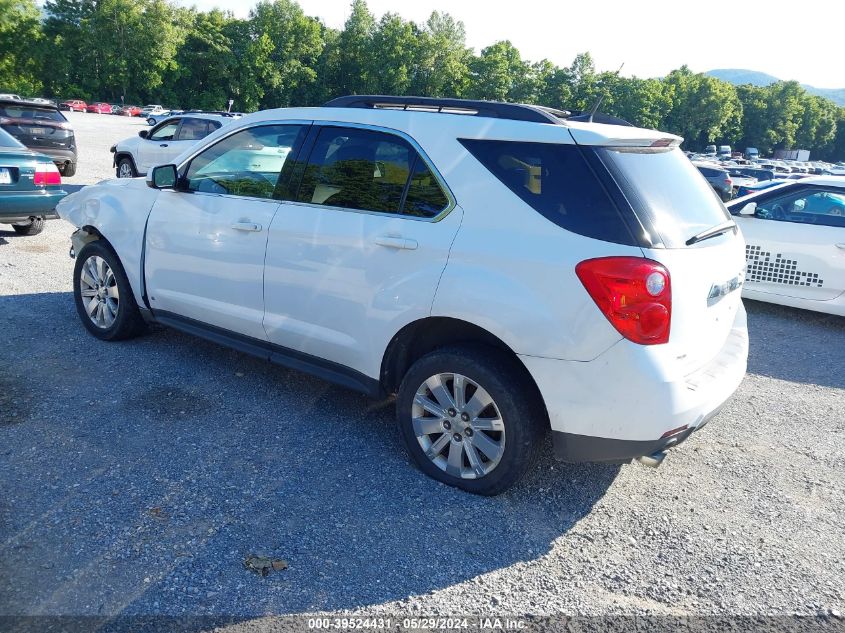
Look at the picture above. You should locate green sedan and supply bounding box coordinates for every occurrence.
[0,127,67,236]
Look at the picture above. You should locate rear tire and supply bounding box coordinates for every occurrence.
[396,345,546,495]
[12,217,45,236]
[73,241,146,341]
[62,162,76,177]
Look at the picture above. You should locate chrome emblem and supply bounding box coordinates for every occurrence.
[708,271,745,301]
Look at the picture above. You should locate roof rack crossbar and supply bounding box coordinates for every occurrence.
[323,95,566,124]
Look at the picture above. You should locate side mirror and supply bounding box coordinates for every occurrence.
[138,130,149,139]
[739,202,757,216]
[147,164,178,190]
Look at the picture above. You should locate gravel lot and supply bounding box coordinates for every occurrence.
[1,113,844,628]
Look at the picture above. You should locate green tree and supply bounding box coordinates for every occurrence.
[335,0,375,95]
[0,0,43,95]
[467,40,528,102]
[166,9,237,111]
[411,11,470,98]
[246,0,324,108]
[664,67,742,148]
[369,13,418,95]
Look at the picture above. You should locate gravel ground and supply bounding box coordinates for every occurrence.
[1,116,844,628]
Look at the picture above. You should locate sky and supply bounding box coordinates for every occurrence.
[174,0,844,89]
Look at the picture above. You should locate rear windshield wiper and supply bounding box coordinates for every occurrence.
[685,221,737,246]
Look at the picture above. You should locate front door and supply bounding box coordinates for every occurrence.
[263,124,462,378]
[737,185,845,302]
[137,118,181,174]
[144,123,309,340]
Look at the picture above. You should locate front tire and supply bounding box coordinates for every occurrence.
[116,158,136,178]
[396,346,546,495]
[12,217,45,236]
[73,241,146,341]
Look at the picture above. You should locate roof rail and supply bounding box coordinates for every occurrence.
[323,95,634,127]
[323,95,569,124]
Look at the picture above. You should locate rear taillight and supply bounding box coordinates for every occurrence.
[575,257,671,345]
[33,162,61,186]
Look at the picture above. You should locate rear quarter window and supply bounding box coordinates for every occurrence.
[459,139,638,246]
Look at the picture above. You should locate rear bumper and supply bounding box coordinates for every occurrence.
[0,190,66,219]
[520,303,748,463]
[36,147,77,167]
[551,403,723,463]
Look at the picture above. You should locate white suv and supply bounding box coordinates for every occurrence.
[110,113,235,178]
[57,95,748,495]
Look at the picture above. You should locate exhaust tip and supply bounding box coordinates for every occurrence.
[636,451,666,468]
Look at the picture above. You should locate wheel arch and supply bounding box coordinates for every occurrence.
[380,317,549,423]
[114,152,138,174]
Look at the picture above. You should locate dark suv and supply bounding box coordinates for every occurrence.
[694,162,732,201]
[0,99,78,177]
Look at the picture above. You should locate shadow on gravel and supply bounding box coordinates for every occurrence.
[0,291,620,619]
[744,299,845,390]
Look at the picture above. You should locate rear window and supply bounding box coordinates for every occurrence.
[0,127,24,148]
[0,105,65,122]
[598,147,731,248]
[459,139,637,245]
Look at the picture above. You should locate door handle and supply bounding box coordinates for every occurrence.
[159,143,168,147]
[374,236,418,250]
[836,243,845,250]
[231,222,262,232]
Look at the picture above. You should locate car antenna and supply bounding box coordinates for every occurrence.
[585,62,624,123]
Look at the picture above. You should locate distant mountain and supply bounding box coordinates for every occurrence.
[706,68,845,107]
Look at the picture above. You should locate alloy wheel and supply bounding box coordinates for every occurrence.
[117,162,133,178]
[78,255,119,329]
[412,373,506,479]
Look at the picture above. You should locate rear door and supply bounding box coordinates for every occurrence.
[263,124,461,377]
[734,185,845,302]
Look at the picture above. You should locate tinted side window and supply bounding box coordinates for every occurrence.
[299,127,412,213]
[460,139,635,245]
[403,158,449,218]
[177,118,210,141]
[185,124,305,199]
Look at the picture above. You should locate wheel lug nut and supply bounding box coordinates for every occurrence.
[453,433,462,442]
[461,413,470,422]
[465,428,473,437]
[443,420,451,430]
[447,408,457,417]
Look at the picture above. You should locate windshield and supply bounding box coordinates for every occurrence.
[598,147,731,248]
[0,128,25,148]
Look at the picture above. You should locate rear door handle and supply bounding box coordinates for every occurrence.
[231,222,262,232]
[374,236,418,250]
[159,143,168,147]
[836,243,845,250]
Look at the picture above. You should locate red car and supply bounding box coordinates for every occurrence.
[86,102,112,114]
[118,105,141,117]
[60,100,87,112]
